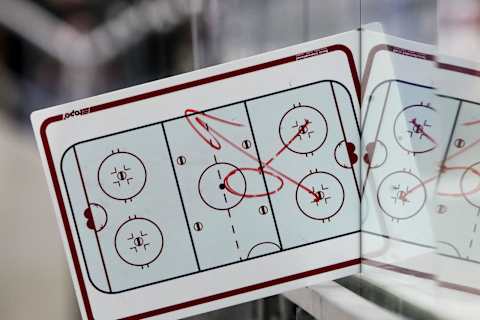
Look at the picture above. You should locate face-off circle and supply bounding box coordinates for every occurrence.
[363,140,387,168]
[83,203,108,232]
[295,171,344,221]
[97,150,147,201]
[115,217,163,268]
[437,241,461,258]
[334,140,359,168]
[460,161,480,208]
[377,170,426,220]
[198,162,246,211]
[394,104,437,154]
[278,105,328,155]
[247,242,281,259]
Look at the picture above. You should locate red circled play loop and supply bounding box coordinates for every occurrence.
[184,108,321,203]
[185,108,244,150]
[223,167,285,198]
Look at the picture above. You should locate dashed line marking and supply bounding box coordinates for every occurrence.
[226,208,241,258]
[468,208,480,257]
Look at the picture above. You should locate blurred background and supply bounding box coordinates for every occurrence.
[0,0,464,319]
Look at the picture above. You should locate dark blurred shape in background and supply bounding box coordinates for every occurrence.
[0,0,440,126]
[0,1,440,319]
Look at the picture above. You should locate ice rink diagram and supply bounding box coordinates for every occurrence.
[61,80,360,293]
[361,80,458,248]
[434,96,480,264]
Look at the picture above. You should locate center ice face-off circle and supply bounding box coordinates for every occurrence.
[278,105,328,155]
[115,217,164,267]
[295,171,344,221]
[97,150,147,201]
[198,162,247,211]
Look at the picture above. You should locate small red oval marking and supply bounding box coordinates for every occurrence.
[224,167,284,198]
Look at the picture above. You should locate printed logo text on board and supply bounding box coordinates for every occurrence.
[64,107,90,120]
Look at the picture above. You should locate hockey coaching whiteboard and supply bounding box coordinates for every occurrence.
[31,32,362,319]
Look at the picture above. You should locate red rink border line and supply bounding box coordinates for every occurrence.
[361,43,434,101]
[39,44,361,320]
[363,257,480,296]
[437,62,480,78]
[362,258,434,280]
[439,280,480,296]
[121,258,360,320]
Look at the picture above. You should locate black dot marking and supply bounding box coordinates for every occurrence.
[454,138,465,148]
[242,140,252,149]
[176,156,187,165]
[117,171,127,180]
[193,222,203,231]
[259,205,268,215]
[133,237,144,246]
[437,204,447,214]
